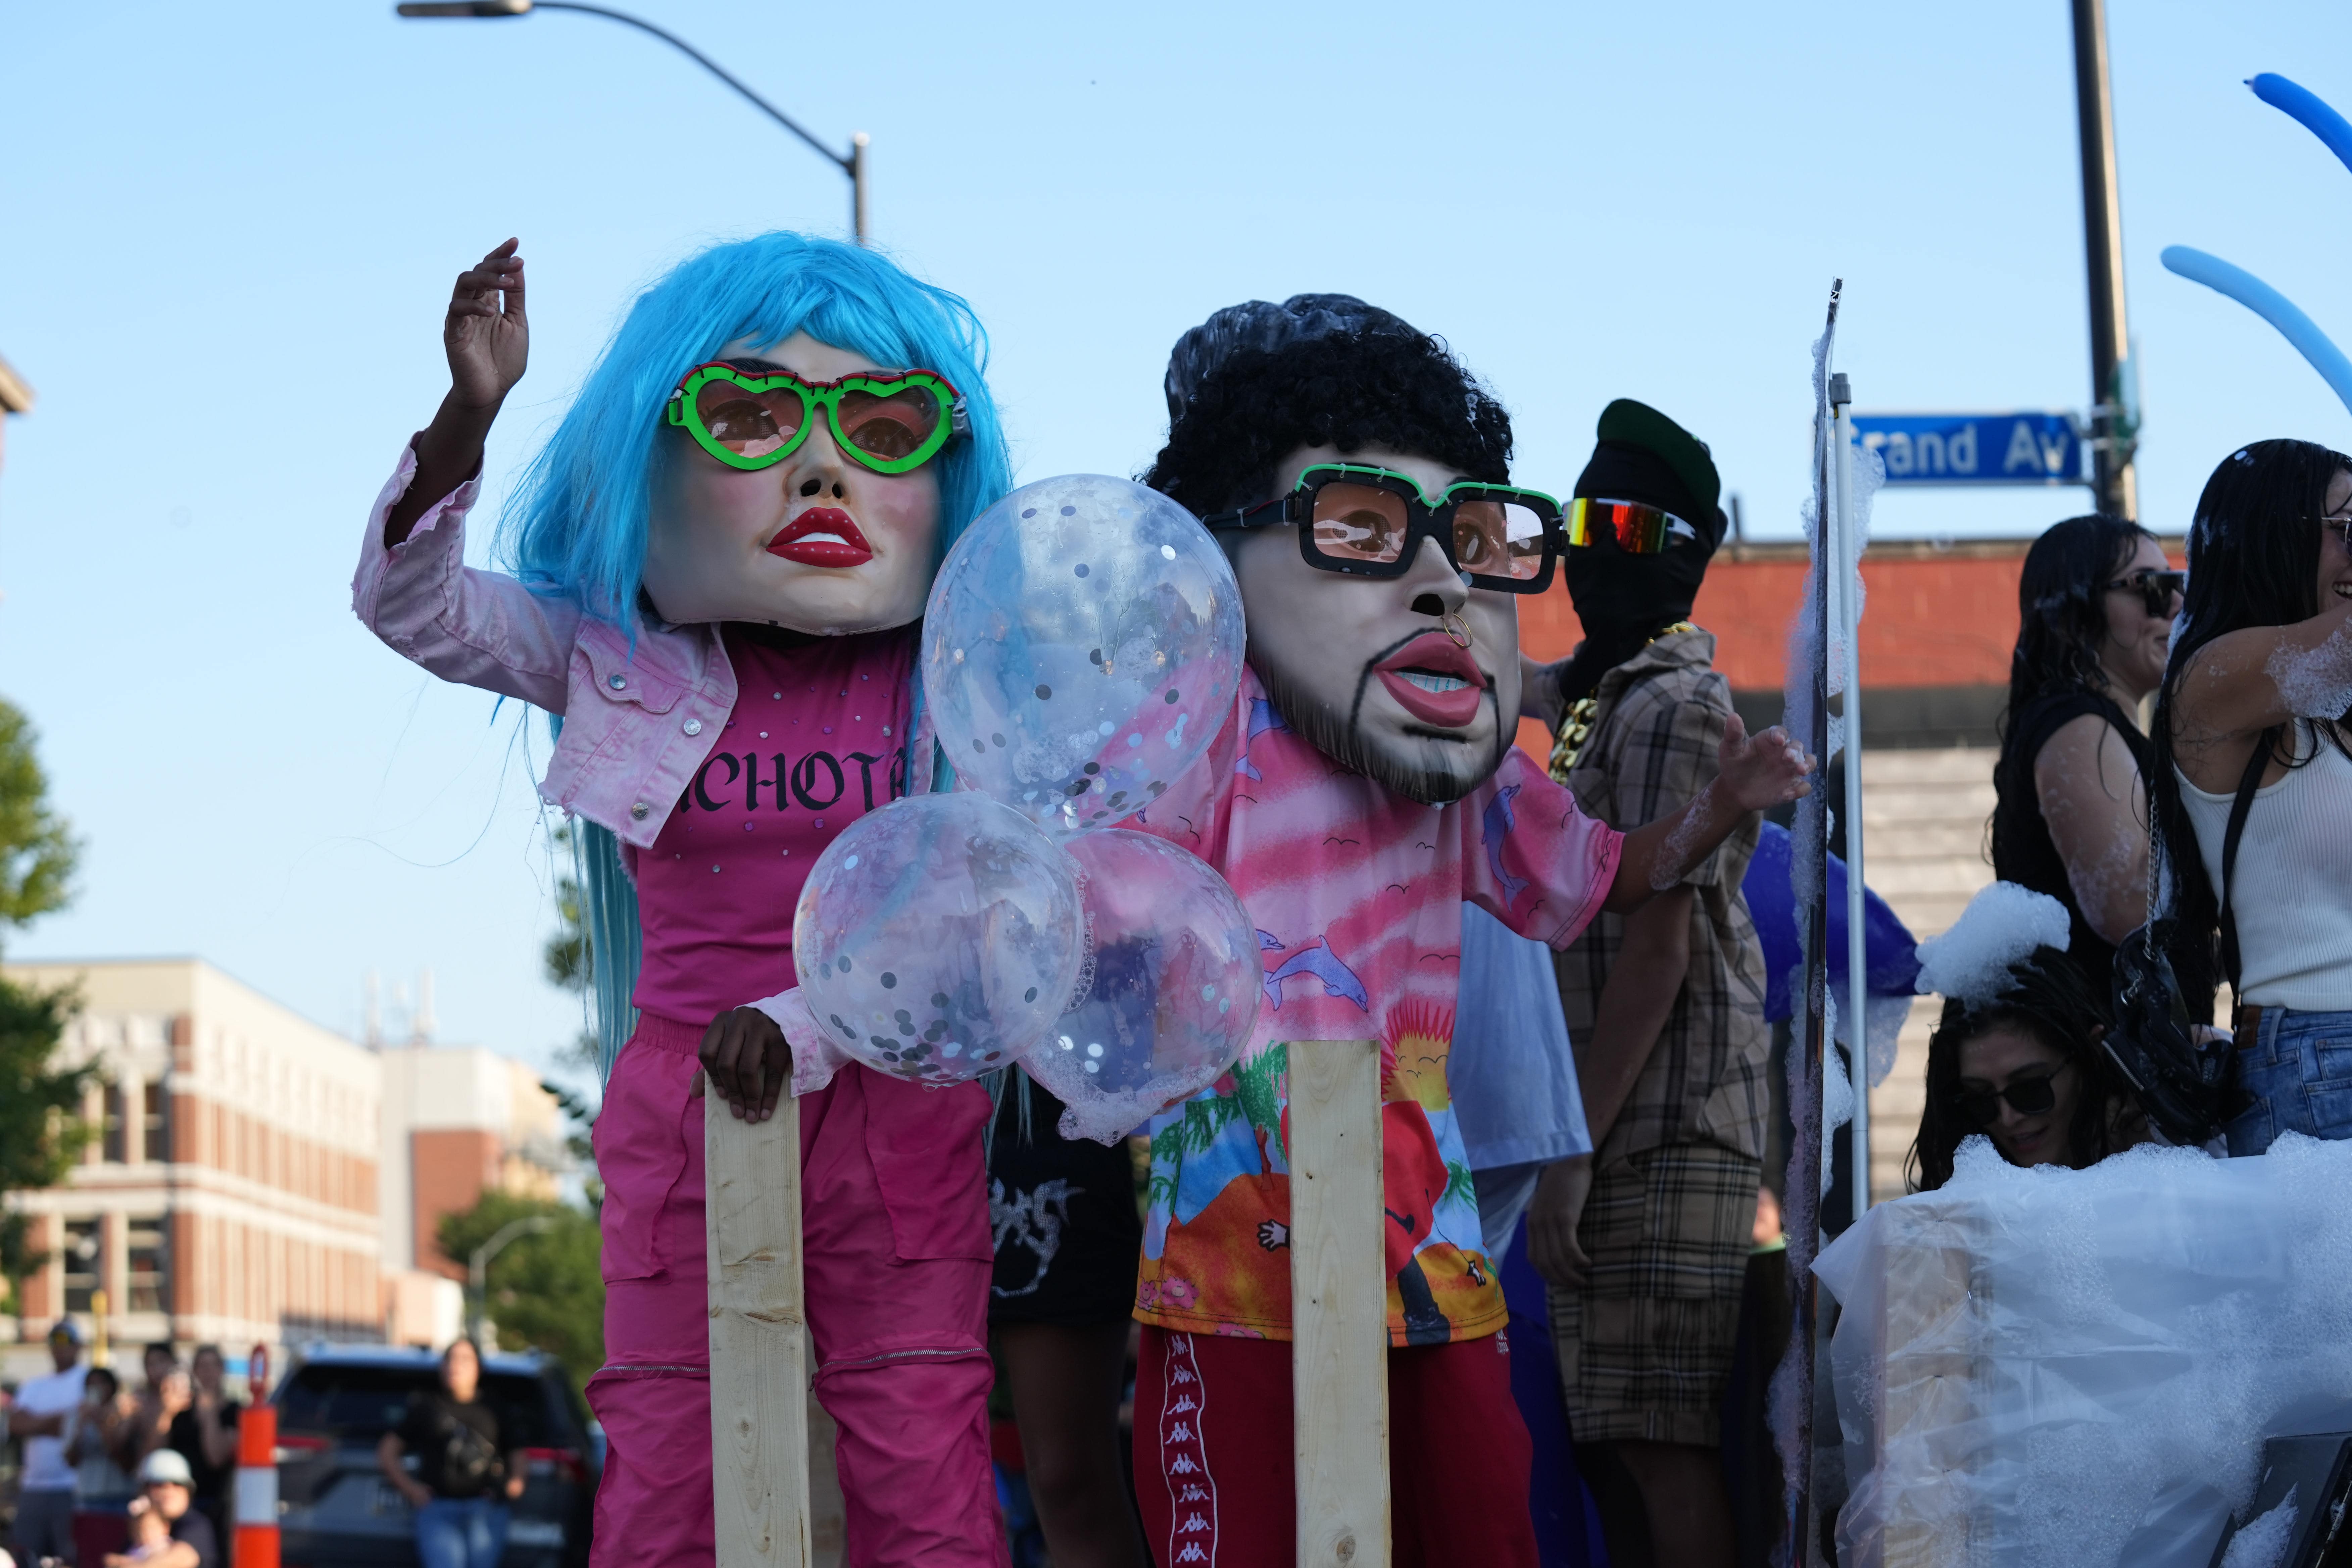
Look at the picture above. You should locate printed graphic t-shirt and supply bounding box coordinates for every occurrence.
[1128,667,1623,1346]
[630,625,915,1029]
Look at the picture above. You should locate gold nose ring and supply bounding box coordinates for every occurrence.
[1441,610,1473,648]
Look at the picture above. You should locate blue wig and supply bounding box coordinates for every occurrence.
[502,231,1013,625]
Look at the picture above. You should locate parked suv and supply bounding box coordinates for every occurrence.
[274,1343,595,1567]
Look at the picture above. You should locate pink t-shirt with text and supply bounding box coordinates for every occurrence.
[630,626,915,1029]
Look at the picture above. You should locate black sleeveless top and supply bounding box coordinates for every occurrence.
[1991,689,2151,1002]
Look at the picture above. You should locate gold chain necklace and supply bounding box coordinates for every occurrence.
[1547,622,1697,782]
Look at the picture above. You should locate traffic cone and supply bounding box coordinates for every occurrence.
[235,1344,280,1568]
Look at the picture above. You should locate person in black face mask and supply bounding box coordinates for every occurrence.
[1520,399,1766,1568]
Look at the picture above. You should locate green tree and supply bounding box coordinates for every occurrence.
[0,696,84,1314]
[0,701,76,928]
[437,1190,604,1397]
[0,981,91,1305]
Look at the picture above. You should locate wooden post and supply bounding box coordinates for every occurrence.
[706,1092,814,1566]
[1287,1038,1390,1568]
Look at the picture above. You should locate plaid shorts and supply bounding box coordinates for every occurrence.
[1548,1140,1760,1448]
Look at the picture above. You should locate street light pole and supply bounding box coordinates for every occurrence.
[467,1215,558,1344]
[2071,0,2137,519]
[395,0,871,243]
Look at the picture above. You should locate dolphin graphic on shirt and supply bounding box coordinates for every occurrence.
[1262,938,1371,1013]
[1233,698,1289,781]
[1481,783,1530,907]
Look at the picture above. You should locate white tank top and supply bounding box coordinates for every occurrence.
[2177,724,2352,1010]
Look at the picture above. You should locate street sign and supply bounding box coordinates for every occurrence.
[1849,411,2084,486]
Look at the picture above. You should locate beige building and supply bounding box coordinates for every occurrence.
[2,959,569,1379]
[3,959,385,1371]
[377,1043,566,1283]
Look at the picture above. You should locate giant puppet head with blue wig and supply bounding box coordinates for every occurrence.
[382,233,1014,1075]
[488,233,1011,634]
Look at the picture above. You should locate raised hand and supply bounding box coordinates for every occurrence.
[385,238,532,549]
[1715,711,1813,812]
[445,238,528,412]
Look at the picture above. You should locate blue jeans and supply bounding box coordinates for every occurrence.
[415,1495,510,1568]
[2225,1006,2352,1155]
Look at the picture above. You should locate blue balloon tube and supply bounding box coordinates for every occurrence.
[2250,73,2352,180]
[2161,244,2352,419]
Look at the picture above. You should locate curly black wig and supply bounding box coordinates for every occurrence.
[1142,303,1514,515]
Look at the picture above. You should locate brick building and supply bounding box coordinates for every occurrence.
[1516,533,2183,1201]
[3,959,385,1362]
[2,959,567,1378]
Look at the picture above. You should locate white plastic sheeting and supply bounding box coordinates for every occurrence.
[1813,1133,2352,1568]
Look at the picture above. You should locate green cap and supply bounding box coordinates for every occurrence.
[1594,398,1720,520]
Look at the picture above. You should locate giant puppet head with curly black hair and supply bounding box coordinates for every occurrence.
[1143,295,1529,804]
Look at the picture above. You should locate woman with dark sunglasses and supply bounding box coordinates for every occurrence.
[2153,439,2352,1155]
[1990,514,2185,1003]
[1907,906,2148,1191]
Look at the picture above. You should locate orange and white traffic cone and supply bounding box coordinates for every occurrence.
[235,1344,281,1568]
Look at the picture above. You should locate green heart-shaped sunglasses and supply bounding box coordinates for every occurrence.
[664,361,970,475]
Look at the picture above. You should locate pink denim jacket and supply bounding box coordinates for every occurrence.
[354,444,917,1092]
[355,443,758,849]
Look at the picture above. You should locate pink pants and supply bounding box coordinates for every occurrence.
[587,1014,1007,1568]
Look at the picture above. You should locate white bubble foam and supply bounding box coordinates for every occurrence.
[2266,619,2352,720]
[1914,882,2072,1004]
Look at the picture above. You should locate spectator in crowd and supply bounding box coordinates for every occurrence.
[125,1345,184,1471]
[7,1320,89,1564]
[100,1451,215,1568]
[1991,514,2183,1000]
[1526,399,1767,1568]
[2153,439,2352,1155]
[69,1364,140,1558]
[377,1338,525,1568]
[1909,940,2148,1190]
[106,1498,171,1565]
[162,1348,238,1549]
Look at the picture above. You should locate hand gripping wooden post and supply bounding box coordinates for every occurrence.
[706,1090,816,1566]
[1287,1038,1390,1567]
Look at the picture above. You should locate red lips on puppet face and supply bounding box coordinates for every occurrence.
[1373,631,1488,728]
[766,506,875,568]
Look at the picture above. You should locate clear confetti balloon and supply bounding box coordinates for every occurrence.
[1019,830,1261,1144]
[794,792,1086,1087]
[923,474,1246,835]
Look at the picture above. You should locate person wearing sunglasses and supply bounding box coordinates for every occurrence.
[1990,514,2187,1007]
[2153,439,2352,1157]
[1120,294,1812,1568]
[1494,400,1768,1568]
[1907,885,2147,1190]
[356,233,1015,1568]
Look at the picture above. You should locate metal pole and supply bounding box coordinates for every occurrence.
[1833,383,1871,1229]
[1783,282,1841,1568]
[2072,0,2137,519]
[851,132,871,245]
[395,1,870,242]
[467,1215,558,1343]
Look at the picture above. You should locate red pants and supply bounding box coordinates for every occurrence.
[1133,1326,1538,1567]
[587,1015,1007,1568]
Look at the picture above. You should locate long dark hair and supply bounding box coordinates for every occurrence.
[2150,438,2352,976]
[1907,944,2137,1191]
[2005,513,2154,714]
[1992,514,2155,892]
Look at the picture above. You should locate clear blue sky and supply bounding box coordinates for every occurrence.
[4,0,2349,1085]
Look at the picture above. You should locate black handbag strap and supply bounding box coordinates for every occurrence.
[2219,724,2284,995]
